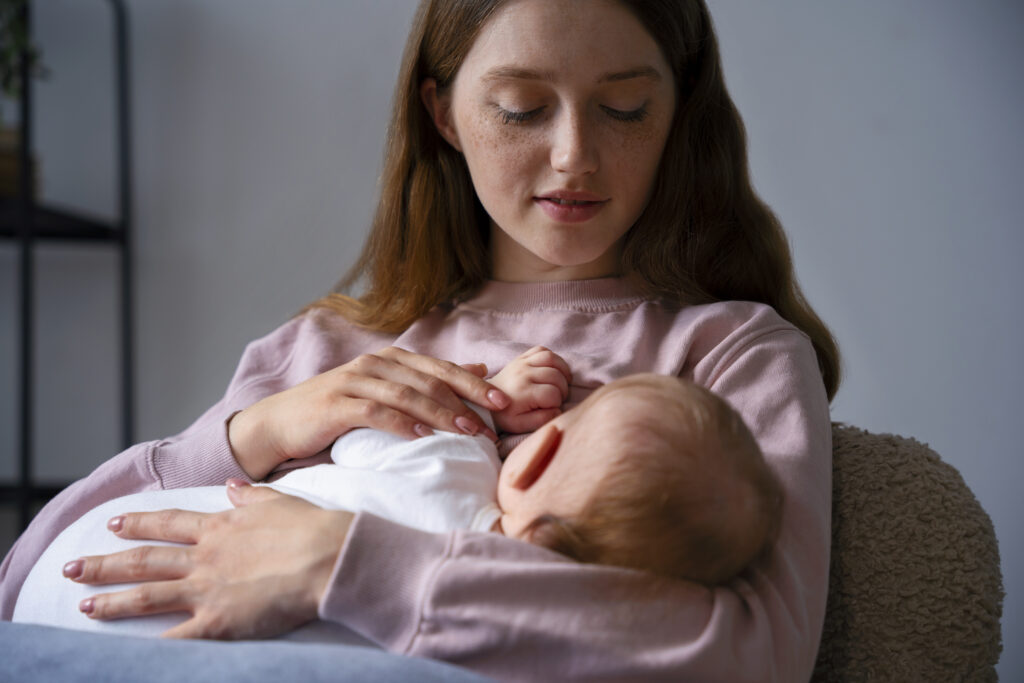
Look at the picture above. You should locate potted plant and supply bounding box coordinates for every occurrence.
[0,0,46,198]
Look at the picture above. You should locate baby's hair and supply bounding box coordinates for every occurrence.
[524,375,783,585]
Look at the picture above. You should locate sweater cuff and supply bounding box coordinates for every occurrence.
[151,417,250,489]
[318,512,453,652]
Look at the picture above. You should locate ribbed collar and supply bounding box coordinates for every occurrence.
[458,277,648,313]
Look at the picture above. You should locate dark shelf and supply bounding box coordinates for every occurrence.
[0,483,68,504]
[0,198,123,243]
[5,0,134,533]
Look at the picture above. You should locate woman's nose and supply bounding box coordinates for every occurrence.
[549,107,598,176]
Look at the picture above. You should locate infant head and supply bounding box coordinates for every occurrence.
[497,373,783,584]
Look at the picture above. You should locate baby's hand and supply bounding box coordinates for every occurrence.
[490,346,571,434]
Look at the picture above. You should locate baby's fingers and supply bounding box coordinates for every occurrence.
[522,346,572,381]
[528,382,566,410]
[527,366,571,401]
[499,408,562,435]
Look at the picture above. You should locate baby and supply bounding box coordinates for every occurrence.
[14,347,782,640]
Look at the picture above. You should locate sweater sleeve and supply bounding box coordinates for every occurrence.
[319,319,832,682]
[0,313,325,621]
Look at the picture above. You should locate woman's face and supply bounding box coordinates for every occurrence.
[425,0,676,282]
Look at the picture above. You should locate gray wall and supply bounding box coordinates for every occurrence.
[1,1,1019,678]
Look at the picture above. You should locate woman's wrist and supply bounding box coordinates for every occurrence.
[226,408,277,481]
[308,508,356,610]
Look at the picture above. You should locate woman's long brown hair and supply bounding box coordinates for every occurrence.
[309,0,842,400]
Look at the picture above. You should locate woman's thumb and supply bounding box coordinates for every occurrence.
[226,478,282,507]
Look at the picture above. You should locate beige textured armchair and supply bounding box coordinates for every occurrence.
[812,425,1004,681]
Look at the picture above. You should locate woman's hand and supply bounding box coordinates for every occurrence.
[66,482,347,640]
[229,346,510,480]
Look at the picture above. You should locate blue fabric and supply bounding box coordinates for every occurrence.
[0,622,495,682]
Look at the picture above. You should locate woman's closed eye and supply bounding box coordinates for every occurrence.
[600,104,648,123]
[493,104,650,126]
[496,106,544,125]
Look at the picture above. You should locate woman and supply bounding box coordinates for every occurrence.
[1,0,839,680]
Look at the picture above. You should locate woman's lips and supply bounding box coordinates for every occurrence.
[534,193,609,223]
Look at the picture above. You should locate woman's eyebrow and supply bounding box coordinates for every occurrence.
[482,66,556,82]
[482,65,663,84]
[598,66,662,84]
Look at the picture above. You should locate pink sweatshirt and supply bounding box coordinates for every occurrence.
[0,278,832,682]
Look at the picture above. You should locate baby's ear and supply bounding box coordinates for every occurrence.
[506,423,562,490]
[523,514,561,549]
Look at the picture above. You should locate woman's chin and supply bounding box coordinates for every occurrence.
[498,263,619,282]
[538,253,622,279]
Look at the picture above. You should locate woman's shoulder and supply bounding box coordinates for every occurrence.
[642,297,807,353]
[674,299,804,340]
[263,306,397,346]
[658,299,815,384]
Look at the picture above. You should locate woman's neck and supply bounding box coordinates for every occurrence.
[488,223,624,283]
[463,277,645,313]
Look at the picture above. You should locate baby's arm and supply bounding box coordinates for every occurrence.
[489,346,571,434]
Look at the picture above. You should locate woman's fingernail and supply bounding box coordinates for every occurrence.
[79,598,94,615]
[63,560,84,580]
[487,389,510,410]
[226,477,250,489]
[413,423,433,437]
[107,516,124,533]
[455,416,478,435]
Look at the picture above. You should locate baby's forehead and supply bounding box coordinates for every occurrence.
[565,376,727,455]
[569,384,691,442]
[584,388,665,420]
[579,375,700,417]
